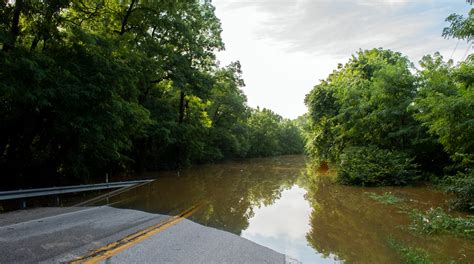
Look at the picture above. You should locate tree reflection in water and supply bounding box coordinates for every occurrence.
[96,156,303,235]
[304,163,474,264]
[92,156,474,263]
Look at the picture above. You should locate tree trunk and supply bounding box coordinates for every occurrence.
[178,91,185,124]
[176,91,187,168]
[2,0,23,51]
[119,0,136,36]
[30,37,39,51]
[212,104,221,126]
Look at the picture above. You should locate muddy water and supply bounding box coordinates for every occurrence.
[94,155,473,263]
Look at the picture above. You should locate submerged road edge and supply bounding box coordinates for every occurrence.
[1,205,299,263]
[70,203,203,263]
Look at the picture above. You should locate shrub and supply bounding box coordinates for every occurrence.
[442,170,474,212]
[338,146,418,186]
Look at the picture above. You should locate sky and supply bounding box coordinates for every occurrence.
[212,0,472,119]
[241,186,337,263]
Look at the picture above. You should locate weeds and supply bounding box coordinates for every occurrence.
[367,192,403,205]
[409,207,474,239]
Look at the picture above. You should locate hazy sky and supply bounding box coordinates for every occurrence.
[212,0,472,119]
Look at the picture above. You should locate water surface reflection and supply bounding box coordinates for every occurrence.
[242,186,337,263]
[94,155,473,263]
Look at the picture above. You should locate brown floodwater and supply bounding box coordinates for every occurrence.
[91,155,473,263]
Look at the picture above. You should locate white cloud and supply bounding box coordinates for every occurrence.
[213,0,471,118]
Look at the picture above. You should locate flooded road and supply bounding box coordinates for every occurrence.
[92,155,473,263]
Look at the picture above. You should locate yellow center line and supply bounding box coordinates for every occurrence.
[70,203,204,264]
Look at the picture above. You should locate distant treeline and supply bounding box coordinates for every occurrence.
[304,9,473,211]
[0,1,304,189]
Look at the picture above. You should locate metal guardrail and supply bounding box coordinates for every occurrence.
[0,180,154,201]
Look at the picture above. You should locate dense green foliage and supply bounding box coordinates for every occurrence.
[0,0,303,189]
[413,54,474,168]
[247,108,304,157]
[304,48,445,185]
[339,146,418,186]
[442,170,474,211]
[304,7,473,209]
[413,51,474,211]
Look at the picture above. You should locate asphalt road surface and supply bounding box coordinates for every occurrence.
[0,206,298,263]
